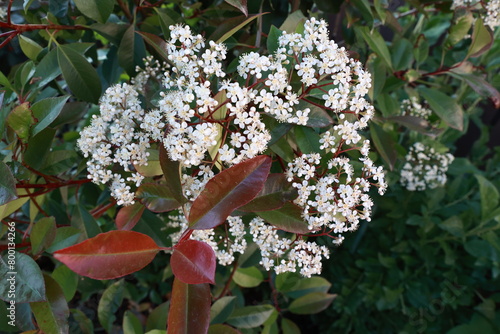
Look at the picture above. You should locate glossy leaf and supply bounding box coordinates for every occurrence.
[31,274,69,334]
[98,280,125,333]
[355,26,393,69]
[257,202,309,234]
[124,310,144,334]
[0,162,17,206]
[300,100,334,128]
[387,115,443,138]
[370,122,397,171]
[239,174,297,212]
[446,12,473,48]
[281,318,300,334]
[159,145,187,205]
[31,216,57,255]
[54,230,161,280]
[71,309,94,334]
[116,201,146,230]
[227,305,275,329]
[418,86,463,131]
[138,31,170,61]
[233,266,264,288]
[208,324,241,334]
[225,0,248,16]
[448,72,500,109]
[210,296,237,324]
[46,226,82,253]
[19,35,43,60]
[91,23,128,44]
[167,278,211,334]
[267,25,283,54]
[31,96,69,136]
[288,292,336,315]
[391,38,413,71]
[281,276,332,299]
[73,0,114,23]
[0,252,45,303]
[216,13,265,44]
[146,301,169,332]
[136,183,183,213]
[7,102,35,143]
[57,45,102,103]
[118,24,147,76]
[279,10,306,33]
[51,265,78,302]
[468,18,493,58]
[476,175,499,222]
[188,155,271,230]
[171,239,216,284]
[295,126,321,154]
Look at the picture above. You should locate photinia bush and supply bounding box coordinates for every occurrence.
[1,0,499,333]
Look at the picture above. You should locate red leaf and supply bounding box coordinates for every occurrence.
[115,202,146,230]
[171,239,216,284]
[188,155,271,230]
[167,278,211,334]
[53,231,161,280]
[224,0,248,16]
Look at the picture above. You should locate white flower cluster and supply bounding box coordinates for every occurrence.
[452,0,500,29]
[401,97,432,120]
[249,217,330,277]
[77,84,149,205]
[485,0,500,28]
[400,142,454,191]
[167,214,247,266]
[79,18,386,276]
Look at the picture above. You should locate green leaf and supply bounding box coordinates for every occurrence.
[281,276,332,299]
[413,36,429,64]
[279,10,306,33]
[367,55,386,101]
[23,0,36,12]
[0,252,46,303]
[294,126,321,154]
[71,309,94,334]
[210,296,237,324]
[476,175,499,221]
[159,145,187,205]
[91,23,129,44]
[155,7,181,38]
[386,115,443,138]
[57,45,102,103]
[145,301,169,331]
[73,0,114,23]
[7,102,35,143]
[225,0,248,16]
[267,26,283,55]
[391,38,413,71]
[51,265,78,302]
[19,35,43,60]
[227,304,275,329]
[167,279,211,334]
[138,31,170,61]
[370,122,397,171]
[351,0,374,27]
[118,24,147,76]
[216,13,265,44]
[437,216,464,237]
[446,12,473,48]
[299,100,333,128]
[31,96,69,136]
[256,202,309,234]
[46,226,82,253]
[31,274,69,334]
[467,18,493,58]
[124,310,144,334]
[418,86,463,131]
[233,266,264,288]
[281,318,300,334]
[0,163,17,206]
[288,292,336,314]
[71,203,102,239]
[31,216,57,255]
[355,26,393,69]
[34,48,61,87]
[136,183,183,213]
[98,280,125,333]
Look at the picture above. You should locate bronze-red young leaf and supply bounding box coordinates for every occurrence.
[54,230,161,280]
[188,155,271,230]
[171,239,216,284]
